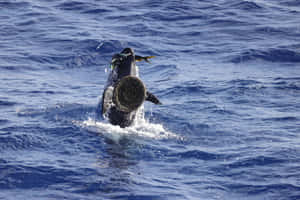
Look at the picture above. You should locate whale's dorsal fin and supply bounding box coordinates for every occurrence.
[146,91,162,105]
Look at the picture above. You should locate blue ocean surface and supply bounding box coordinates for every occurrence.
[1,0,300,199]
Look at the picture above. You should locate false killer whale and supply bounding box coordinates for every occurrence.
[96,48,161,128]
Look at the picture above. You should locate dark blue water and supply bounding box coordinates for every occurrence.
[1,0,300,199]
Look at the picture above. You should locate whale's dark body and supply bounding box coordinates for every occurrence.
[96,48,161,128]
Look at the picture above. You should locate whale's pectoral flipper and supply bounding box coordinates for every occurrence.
[146,91,162,105]
[135,55,155,63]
[101,86,114,118]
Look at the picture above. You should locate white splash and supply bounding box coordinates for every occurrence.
[76,117,181,142]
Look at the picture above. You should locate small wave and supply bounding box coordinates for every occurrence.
[274,83,300,91]
[15,19,36,26]
[64,54,100,68]
[0,163,79,190]
[262,116,298,122]
[75,118,181,142]
[230,1,263,11]
[227,78,300,93]
[146,10,205,22]
[95,40,130,56]
[226,156,285,168]
[280,1,300,7]
[227,183,300,196]
[73,39,101,53]
[144,64,179,82]
[274,77,300,81]
[160,81,207,97]
[230,48,300,63]
[0,1,30,10]
[228,79,262,86]
[149,64,178,74]
[81,8,110,14]
[272,77,300,91]
[16,107,47,118]
[255,26,290,36]
[0,119,9,125]
[55,1,87,11]
[161,85,203,97]
[0,100,16,107]
[22,39,108,69]
[224,82,265,96]
[209,19,251,27]
[16,104,92,120]
[50,39,103,68]
[169,150,222,161]
[0,132,46,151]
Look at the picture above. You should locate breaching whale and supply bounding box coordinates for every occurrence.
[96,48,161,128]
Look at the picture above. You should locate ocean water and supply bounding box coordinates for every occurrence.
[1,0,300,199]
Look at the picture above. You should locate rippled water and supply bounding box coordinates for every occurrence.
[1,0,300,199]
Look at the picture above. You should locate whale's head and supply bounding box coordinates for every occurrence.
[111,48,137,80]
